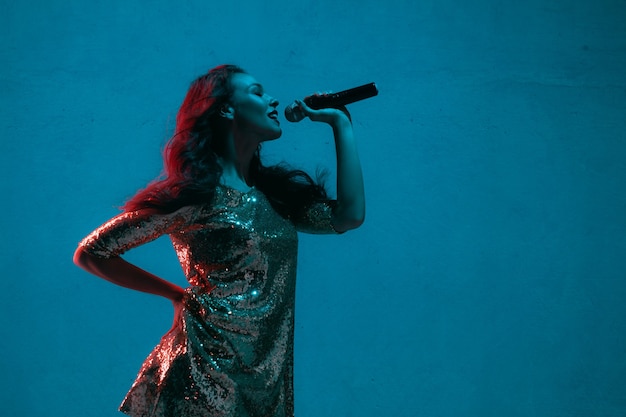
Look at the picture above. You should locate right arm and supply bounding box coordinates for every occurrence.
[73,207,195,303]
[73,249,185,302]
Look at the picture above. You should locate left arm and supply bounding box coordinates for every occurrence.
[297,99,365,232]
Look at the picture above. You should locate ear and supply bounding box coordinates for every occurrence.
[220,104,235,120]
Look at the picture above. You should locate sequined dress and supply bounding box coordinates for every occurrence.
[78,185,338,417]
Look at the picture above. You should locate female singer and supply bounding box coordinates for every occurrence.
[74,64,365,417]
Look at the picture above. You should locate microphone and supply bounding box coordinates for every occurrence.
[284,82,378,122]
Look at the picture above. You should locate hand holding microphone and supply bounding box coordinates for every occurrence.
[284,82,378,122]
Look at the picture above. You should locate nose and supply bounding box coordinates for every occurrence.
[269,96,279,108]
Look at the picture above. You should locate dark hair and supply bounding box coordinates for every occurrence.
[123,65,327,218]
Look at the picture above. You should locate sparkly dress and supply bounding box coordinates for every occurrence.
[78,185,338,417]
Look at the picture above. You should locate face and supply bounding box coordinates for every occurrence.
[226,73,282,141]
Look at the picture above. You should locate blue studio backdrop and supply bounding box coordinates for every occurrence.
[2,0,625,416]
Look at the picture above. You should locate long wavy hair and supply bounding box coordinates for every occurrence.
[123,65,327,219]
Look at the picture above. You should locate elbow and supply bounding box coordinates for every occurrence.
[73,246,116,278]
[73,246,88,268]
[331,198,366,233]
[333,211,365,233]
[73,246,101,270]
[348,211,366,230]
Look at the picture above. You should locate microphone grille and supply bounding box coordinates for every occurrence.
[284,103,305,122]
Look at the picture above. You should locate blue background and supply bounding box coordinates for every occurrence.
[2,0,626,416]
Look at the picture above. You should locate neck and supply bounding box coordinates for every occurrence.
[218,129,259,191]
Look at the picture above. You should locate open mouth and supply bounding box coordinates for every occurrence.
[268,110,279,121]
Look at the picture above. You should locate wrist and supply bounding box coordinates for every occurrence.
[329,111,352,129]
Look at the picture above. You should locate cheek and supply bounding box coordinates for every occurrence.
[238,101,265,121]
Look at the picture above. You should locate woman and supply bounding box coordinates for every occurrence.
[74,64,365,417]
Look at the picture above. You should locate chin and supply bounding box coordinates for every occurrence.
[266,128,282,141]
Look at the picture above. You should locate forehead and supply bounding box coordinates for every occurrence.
[230,73,261,91]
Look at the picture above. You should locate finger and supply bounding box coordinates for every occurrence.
[295,99,313,117]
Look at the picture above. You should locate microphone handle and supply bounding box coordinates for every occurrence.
[304,82,378,110]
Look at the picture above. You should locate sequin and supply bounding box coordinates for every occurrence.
[78,185,338,417]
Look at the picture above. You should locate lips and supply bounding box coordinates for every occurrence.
[268,110,279,120]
